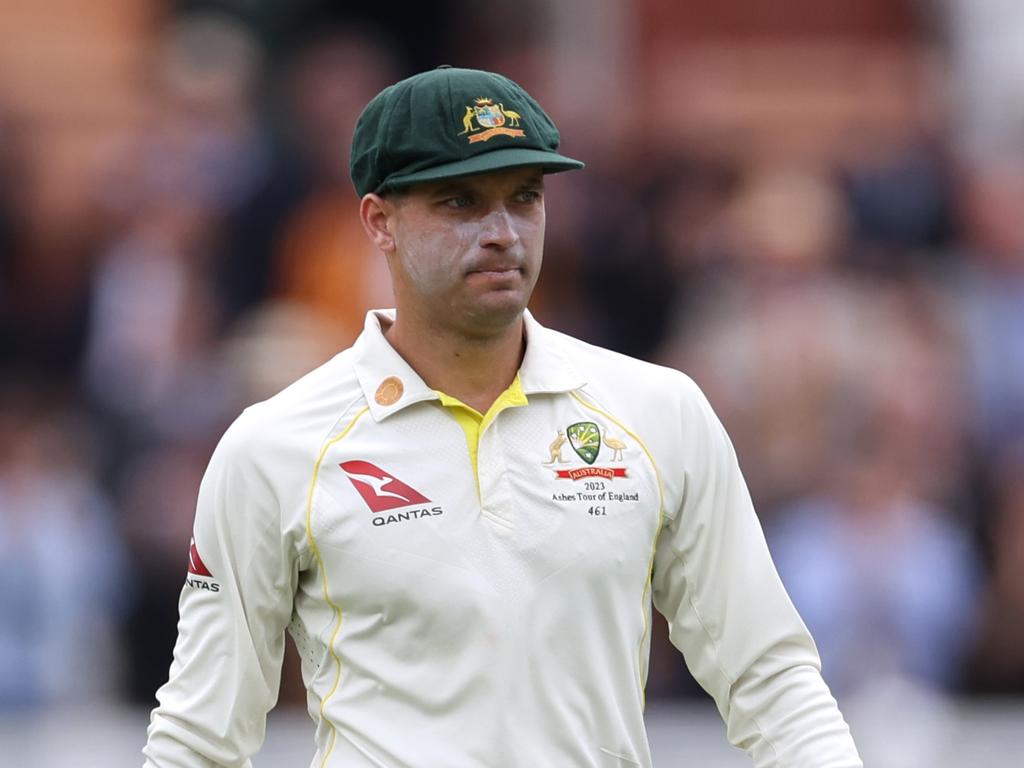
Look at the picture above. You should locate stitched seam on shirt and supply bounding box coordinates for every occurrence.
[305,403,371,768]
[481,507,515,530]
[570,390,664,711]
[334,726,392,768]
[297,395,368,563]
[598,746,643,765]
[666,542,782,764]
[671,541,735,686]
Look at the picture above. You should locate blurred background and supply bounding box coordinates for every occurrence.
[1,0,1023,765]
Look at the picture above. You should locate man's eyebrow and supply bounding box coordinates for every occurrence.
[428,181,473,196]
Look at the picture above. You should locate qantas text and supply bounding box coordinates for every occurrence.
[185,577,221,592]
[373,506,444,527]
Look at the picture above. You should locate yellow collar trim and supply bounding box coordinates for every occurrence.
[436,374,529,480]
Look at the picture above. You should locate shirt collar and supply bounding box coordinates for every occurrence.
[352,309,586,422]
[519,310,587,395]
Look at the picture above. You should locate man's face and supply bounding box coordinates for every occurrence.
[381,166,546,337]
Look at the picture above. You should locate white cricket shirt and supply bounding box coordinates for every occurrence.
[144,309,861,768]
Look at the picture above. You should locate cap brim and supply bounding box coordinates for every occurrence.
[379,148,584,193]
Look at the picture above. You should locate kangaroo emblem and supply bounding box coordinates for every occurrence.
[543,430,569,464]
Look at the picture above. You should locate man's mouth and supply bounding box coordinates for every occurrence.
[466,263,523,278]
[469,267,520,275]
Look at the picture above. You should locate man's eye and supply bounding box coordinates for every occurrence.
[444,196,472,208]
[516,190,541,203]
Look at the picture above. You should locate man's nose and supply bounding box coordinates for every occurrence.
[479,207,519,248]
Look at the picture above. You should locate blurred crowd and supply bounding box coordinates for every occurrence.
[2,1,1024,716]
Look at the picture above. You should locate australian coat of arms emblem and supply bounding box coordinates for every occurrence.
[459,98,525,144]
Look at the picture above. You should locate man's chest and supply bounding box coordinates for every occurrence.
[306,397,663,603]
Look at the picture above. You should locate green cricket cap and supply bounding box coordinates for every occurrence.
[350,65,584,196]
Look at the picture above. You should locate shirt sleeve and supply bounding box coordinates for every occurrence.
[143,416,300,768]
[651,381,862,768]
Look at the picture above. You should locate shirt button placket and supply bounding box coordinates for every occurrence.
[477,424,515,533]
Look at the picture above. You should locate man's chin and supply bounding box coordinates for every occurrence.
[457,292,531,337]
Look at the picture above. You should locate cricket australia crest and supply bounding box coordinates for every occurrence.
[542,423,630,481]
[567,421,601,465]
[459,98,525,143]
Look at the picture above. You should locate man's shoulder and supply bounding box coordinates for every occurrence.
[544,326,701,401]
[223,347,365,455]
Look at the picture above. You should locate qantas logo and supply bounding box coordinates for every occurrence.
[339,460,444,526]
[188,537,212,576]
[185,537,220,592]
[340,460,431,512]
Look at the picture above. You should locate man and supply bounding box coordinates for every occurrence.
[144,66,862,767]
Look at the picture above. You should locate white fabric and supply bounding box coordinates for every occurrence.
[144,309,861,767]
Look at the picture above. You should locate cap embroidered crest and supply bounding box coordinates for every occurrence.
[459,98,525,143]
[349,66,583,196]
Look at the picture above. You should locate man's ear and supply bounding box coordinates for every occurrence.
[359,193,397,252]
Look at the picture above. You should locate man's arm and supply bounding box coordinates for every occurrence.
[651,380,862,767]
[144,416,300,767]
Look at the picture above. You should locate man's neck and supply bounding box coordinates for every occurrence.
[384,310,526,414]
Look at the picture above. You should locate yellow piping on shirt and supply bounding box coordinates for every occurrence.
[570,391,665,711]
[305,405,370,768]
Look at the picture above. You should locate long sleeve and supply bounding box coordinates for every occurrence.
[651,382,862,767]
[143,417,301,767]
